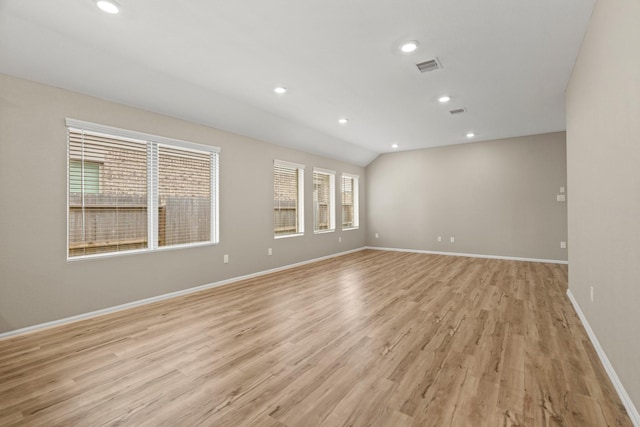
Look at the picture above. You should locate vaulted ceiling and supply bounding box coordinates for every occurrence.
[0,0,595,166]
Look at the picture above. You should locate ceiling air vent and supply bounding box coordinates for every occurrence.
[416,58,441,73]
[449,107,467,115]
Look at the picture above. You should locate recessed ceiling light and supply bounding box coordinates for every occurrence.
[391,143,399,149]
[438,95,451,103]
[400,41,419,53]
[274,86,287,94]
[338,118,349,125]
[96,0,120,14]
[466,132,475,138]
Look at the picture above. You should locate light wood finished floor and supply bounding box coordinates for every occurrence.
[0,250,632,426]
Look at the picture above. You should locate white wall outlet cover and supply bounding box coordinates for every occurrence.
[561,241,567,249]
[224,254,229,263]
[560,186,566,193]
[437,236,442,242]
[557,194,566,202]
[450,237,455,243]
[375,233,379,238]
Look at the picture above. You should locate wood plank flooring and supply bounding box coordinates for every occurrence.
[0,250,632,426]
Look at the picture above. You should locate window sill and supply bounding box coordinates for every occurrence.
[313,229,336,234]
[67,241,218,262]
[274,233,304,239]
[342,226,360,231]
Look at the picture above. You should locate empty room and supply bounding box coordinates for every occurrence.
[0,0,638,426]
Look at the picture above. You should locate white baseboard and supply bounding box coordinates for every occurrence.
[0,247,366,341]
[366,246,568,264]
[567,290,640,426]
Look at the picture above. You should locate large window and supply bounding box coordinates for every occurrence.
[341,173,359,230]
[67,119,219,259]
[313,168,335,233]
[273,160,304,237]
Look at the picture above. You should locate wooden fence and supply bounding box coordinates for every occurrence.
[159,196,210,247]
[69,194,210,257]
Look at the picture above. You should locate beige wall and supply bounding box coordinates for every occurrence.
[366,133,567,260]
[0,74,366,333]
[566,0,640,410]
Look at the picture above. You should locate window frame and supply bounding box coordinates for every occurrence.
[273,159,305,239]
[66,118,220,261]
[313,167,336,233]
[341,173,359,230]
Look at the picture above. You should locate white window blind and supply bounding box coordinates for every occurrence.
[274,160,304,237]
[158,145,214,247]
[313,168,335,232]
[68,130,148,257]
[67,119,219,259]
[341,173,359,229]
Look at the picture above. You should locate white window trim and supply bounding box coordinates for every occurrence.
[314,167,336,175]
[66,241,219,263]
[274,159,304,170]
[65,119,220,153]
[211,151,220,244]
[342,172,360,231]
[274,159,305,238]
[313,167,336,234]
[274,232,304,240]
[66,119,220,261]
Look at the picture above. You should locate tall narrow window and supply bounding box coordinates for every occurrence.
[67,119,219,259]
[341,173,359,230]
[313,168,335,233]
[274,160,304,237]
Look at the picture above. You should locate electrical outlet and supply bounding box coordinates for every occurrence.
[560,241,567,249]
[450,237,455,243]
[268,248,272,256]
[590,286,594,302]
[437,236,442,242]
[375,233,379,239]
[560,186,565,193]
[338,236,342,243]
[224,254,229,264]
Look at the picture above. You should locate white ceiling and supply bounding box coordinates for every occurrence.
[0,0,595,166]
